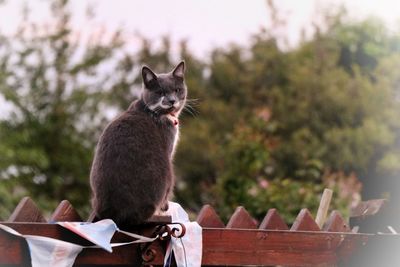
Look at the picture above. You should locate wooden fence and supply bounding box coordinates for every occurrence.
[0,196,385,266]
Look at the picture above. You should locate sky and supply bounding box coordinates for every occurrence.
[0,0,399,57]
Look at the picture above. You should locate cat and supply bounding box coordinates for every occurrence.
[90,61,187,227]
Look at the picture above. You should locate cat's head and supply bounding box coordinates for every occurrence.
[141,61,187,116]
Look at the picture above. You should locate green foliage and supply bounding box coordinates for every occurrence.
[0,0,130,218]
[214,113,361,222]
[213,15,400,221]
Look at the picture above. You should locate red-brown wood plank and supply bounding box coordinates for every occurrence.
[337,233,369,263]
[0,232,24,264]
[202,228,366,266]
[291,209,320,231]
[8,197,46,223]
[50,200,82,222]
[197,205,225,228]
[259,209,289,230]
[204,250,337,266]
[226,206,257,229]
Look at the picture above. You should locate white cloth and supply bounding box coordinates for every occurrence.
[57,219,117,252]
[164,202,203,267]
[25,235,83,267]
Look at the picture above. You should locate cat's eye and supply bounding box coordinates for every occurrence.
[175,88,181,93]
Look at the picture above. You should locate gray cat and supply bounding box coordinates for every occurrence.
[90,61,187,227]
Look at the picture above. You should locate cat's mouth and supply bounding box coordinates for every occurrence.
[147,100,180,115]
[165,106,175,112]
[160,103,180,115]
[157,106,176,115]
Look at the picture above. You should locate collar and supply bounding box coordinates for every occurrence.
[166,114,179,126]
[144,106,159,118]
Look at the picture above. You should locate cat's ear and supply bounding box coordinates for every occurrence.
[142,66,157,86]
[172,61,185,79]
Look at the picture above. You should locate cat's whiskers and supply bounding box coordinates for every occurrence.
[182,98,199,117]
[185,98,199,105]
[183,104,198,117]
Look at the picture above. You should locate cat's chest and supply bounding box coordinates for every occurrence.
[171,126,180,156]
[157,118,179,156]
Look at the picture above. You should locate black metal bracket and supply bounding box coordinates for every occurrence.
[140,222,186,265]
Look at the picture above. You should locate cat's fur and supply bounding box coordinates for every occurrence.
[90,61,187,227]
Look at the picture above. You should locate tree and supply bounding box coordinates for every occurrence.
[0,0,131,218]
[214,14,400,222]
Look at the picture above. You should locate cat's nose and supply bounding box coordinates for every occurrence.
[169,99,176,105]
